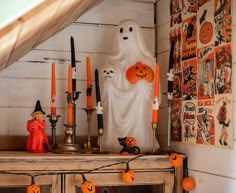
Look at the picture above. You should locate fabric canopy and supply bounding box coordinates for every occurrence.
[0,0,102,71]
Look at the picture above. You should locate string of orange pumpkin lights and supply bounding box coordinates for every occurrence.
[0,153,195,193]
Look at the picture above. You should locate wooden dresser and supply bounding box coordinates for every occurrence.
[0,151,183,193]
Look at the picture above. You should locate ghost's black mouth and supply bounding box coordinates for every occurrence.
[123,37,128,40]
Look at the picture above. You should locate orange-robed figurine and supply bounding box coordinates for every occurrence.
[26,100,49,153]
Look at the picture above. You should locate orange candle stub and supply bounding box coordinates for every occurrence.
[86,56,92,109]
[152,64,160,123]
[68,65,72,94]
[67,103,73,126]
[51,63,56,115]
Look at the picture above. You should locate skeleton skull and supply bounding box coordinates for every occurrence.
[103,68,115,79]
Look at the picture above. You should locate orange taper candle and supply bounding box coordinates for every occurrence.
[86,56,92,109]
[67,103,73,126]
[152,64,160,123]
[51,63,56,115]
[67,65,73,125]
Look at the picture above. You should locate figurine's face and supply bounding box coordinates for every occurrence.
[103,68,115,79]
[32,112,43,120]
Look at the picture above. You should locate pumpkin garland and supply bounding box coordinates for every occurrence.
[121,162,135,184]
[182,176,196,191]
[27,176,41,193]
[182,156,196,191]
[81,174,96,193]
[168,153,183,168]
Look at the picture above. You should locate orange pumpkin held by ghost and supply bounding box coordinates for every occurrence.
[126,61,154,84]
[26,100,49,153]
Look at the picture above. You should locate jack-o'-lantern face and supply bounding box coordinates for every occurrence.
[27,183,41,193]
[81,180,96,193]
[125,137,136,147]
[169,153,183,167]
[126,62,154,84]
[81,175,96,193]
[199,22,213,44]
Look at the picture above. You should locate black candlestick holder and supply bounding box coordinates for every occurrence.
[46,114,61,151]
[82,108,95,153]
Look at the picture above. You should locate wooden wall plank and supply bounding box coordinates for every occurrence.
[36,24,155,54]
[77,0,155,27]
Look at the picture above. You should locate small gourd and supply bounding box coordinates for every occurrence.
[27,176,41,193]
[182,177,196,191]
[121,162,135,184]
[81,174,96,193]
[126,61,154,84]
[169,153,183,167]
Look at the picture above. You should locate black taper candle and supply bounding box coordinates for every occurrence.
[168,40,175,93]
[95,69,103,129]
[71,36,76,91]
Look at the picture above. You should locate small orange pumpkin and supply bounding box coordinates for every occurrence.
[121,162,135,184]
[126,62,154,84]
[169,153,183,167]
[125,137,136,147]
[81,174,96,193]
[27,177,41,193]
[182,177,196,191]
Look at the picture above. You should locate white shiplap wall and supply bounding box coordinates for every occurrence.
[0,0,156,138]
[156,0,236,193]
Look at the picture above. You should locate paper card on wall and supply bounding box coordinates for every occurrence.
[171,99,182,142]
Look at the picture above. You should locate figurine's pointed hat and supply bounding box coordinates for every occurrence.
[32,100,45,114]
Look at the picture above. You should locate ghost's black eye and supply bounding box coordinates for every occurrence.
[103,70,107,73]
[110,70,114,73]
[120,28,123,33]
[129,27,133,32]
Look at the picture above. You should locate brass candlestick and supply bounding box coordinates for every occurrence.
[54,124,83,153]
[82,108,95,153]
[151,122,158,153]
[47,114,61,151]
[54,91,83,154]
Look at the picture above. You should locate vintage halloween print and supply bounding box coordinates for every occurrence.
[171,99,182,142]
[214,0,232,46]
[182,15,197,60]
[169,0,233,148]
[197,45,215,100]
[182,58,197,100]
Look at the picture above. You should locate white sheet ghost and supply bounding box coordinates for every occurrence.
[100,19,160,153]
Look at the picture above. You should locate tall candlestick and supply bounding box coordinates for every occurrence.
[167,40,175,97]
[86,56,92,109]
[95,69,103,129]
[71,36,76,91]
[67,65,73,125]
[152,64,160,123]
[51,63,56,115]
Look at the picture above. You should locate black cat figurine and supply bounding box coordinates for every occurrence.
[118,137,140,155]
